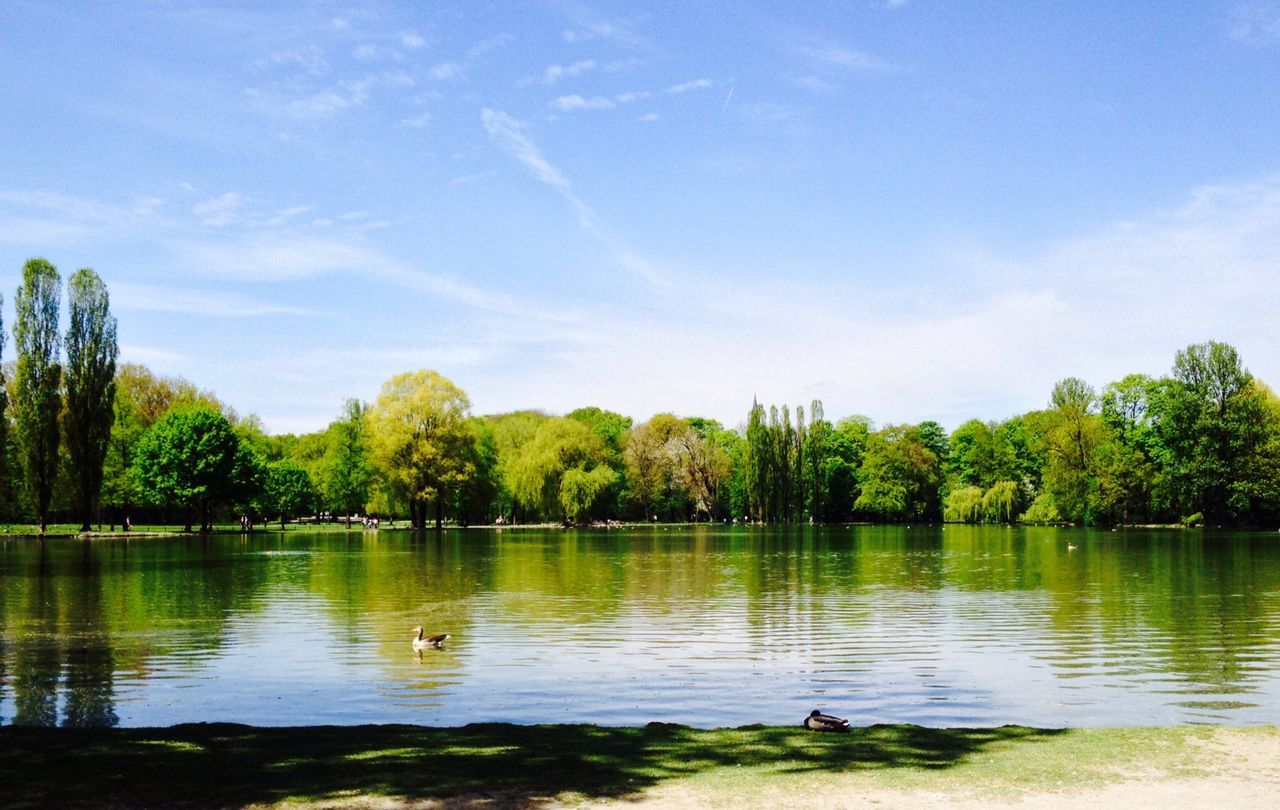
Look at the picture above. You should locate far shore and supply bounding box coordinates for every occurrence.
[2,722,1276,809]
[0,519,1252,542]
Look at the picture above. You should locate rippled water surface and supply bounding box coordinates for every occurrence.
[2,526,1279,728]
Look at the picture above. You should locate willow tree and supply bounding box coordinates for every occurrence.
[64,268,118,531]
[14,258,62,533]
[366,370,475,530]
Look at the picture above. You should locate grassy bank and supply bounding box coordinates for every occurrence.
[2,722,1276,808]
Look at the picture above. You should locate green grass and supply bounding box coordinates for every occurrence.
[1,722,1265,809]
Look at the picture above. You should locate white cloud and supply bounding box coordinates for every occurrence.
[112,281,318,317]
[481,108,670,290]
[353,44,381,63]
[481,109,571,190]
[192,192,247,227]
[523,59,597,86]
[400,31,426,49]
[548,94,616,111]
[427,62,465,81]
[797,44,894,72]
[253,47,329,76]
[467,34,513,58]
[666,78,712,94]
[400,112,432,128]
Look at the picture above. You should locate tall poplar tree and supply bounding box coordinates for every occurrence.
[64,268,118,531]
[14,258,62,533]
[0,292,7,491]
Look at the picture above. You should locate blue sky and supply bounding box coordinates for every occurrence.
[2,1,1278,434]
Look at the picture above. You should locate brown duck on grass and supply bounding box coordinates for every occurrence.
[411,627,450,650]
[803,709,850,732]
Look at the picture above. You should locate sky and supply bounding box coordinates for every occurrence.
[1,1,1278,435]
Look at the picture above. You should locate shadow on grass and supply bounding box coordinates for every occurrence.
[0,722,1066,808]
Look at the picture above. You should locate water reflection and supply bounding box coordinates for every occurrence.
[1,527,1278,727]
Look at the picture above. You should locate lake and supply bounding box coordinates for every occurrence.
[1,525,1278,728]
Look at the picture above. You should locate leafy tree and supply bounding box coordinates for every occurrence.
[805,401,828,521]
[944,485,984,523]
[262,460,316,530]
[487,410,549,522]
[558,465,617,524]
[855,424,943,521]
[623,414,682,520]
[131,404,261,531]
[13,258,62,533]
[668,423,730,520]
[0,297,8,513]
[325,399,372,525]
[510,416,614,523]
[1043,377,1101,523]
[63,269,117,531]
[366,370,475,529]
[948,419,997,489]
[1152,342,1280,523]
[981,480,1021,523]
[822,416,870,521]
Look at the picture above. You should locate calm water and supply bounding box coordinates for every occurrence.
[1,525,1278,729]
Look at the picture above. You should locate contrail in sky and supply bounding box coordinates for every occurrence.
[718,85,735,122]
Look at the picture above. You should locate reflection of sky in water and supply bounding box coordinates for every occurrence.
[2,528,1279,728]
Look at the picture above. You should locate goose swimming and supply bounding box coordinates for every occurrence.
[411,626,449,650]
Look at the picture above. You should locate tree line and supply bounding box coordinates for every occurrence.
[3,259,1279,531]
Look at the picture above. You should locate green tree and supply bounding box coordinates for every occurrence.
[13,258,62,533]
[63,269,118,531]
[823,416,871,521]
[325,399,372,526]
[1043,377,1101,523]
[366,370,475,529]
[668,422,730,520]
[855,424,943,521]
[262,460,316,530]
[623,414,682,521]
[1152,342,1280,523]
[0,294,8,510]
[511,416,614,523]
[131,404,261,531]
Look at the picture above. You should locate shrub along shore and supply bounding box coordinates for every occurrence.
[1,722,1276,809]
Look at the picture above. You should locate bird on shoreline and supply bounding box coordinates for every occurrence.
[411,627,449,650]
[803,709,849,732]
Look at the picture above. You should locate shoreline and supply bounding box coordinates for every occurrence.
[2,520,1265,542]
[3,721,1276,808]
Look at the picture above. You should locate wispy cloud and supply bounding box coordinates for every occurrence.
[666,78,712,94]
[1229,2,1280,44]
[427,62,465,82]
[400,111,432,128]
[192,192,247,226]
[560,18,650,49]
[521,59,596,86]
[549,94,615,111]
[249,71,415,119]
[481,110,571,190]
[112,281,319,317]
[797,44,894,72]
[481,108,669,289]
[467,34,513,59]
[548,90,651,112]
[251,47,329,77]
[400,31,426,49]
